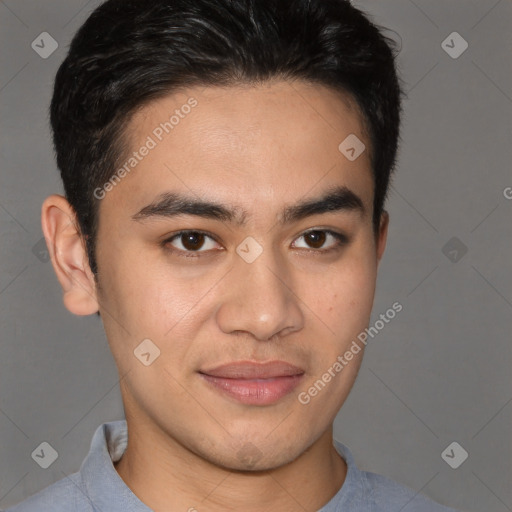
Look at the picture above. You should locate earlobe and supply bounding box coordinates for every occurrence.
[376,211,389,262]
[41,194,99,316]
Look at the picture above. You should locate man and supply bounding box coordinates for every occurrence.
[6,0,460,510]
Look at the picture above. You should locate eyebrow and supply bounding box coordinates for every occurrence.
[131,185,365,225]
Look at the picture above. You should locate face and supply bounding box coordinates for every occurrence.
[92,80,386,470]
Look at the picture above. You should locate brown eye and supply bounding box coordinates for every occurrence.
[181,232,206,251]
[292,229,348,252]
[304,230,326,249]
[164,231,220,254]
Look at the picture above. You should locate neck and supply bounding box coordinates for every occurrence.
[114,420,347,512]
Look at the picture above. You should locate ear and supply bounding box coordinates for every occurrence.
[376,211,389,263]
[41,194,99,315]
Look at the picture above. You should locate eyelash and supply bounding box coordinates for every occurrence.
[161,229,349,258]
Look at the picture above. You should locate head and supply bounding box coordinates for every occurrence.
[44,0,402,471]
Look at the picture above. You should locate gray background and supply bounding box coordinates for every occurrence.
[1,0,511,510]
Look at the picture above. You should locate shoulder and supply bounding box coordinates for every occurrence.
[3,420,130,512]
[331,440,461,512]
[362,470,460,511]
[3,472,93,512]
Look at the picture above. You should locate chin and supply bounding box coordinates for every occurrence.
[204,435,308,473]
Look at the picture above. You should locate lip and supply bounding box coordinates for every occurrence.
[198,361,305,405]
[200,360,305,379]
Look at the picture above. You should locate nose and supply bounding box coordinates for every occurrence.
[215,246,304,341]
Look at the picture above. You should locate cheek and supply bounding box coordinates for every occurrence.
[296,256,377,413]
[316,253,378,336]
[99,246,220,345]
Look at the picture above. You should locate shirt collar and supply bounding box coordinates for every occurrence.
[79,420,152,512]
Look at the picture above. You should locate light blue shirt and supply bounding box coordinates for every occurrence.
[5,420,460,511]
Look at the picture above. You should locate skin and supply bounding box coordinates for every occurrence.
[42,80,388,512]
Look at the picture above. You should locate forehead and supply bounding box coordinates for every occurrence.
[102,80,374,222]
[134,80,367,149]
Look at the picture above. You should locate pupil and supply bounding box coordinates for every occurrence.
[182,232,204,251]
[306,231,325,249]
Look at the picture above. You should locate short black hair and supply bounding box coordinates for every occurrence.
[50,0,403,276]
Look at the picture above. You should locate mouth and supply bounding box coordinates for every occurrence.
[198,360,305,405]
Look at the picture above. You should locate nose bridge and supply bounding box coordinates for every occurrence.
[215,242,304,341]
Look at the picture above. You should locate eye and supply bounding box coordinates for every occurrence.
[292,229,348,253]
[163,230,221,255]
[162,228,348,258]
